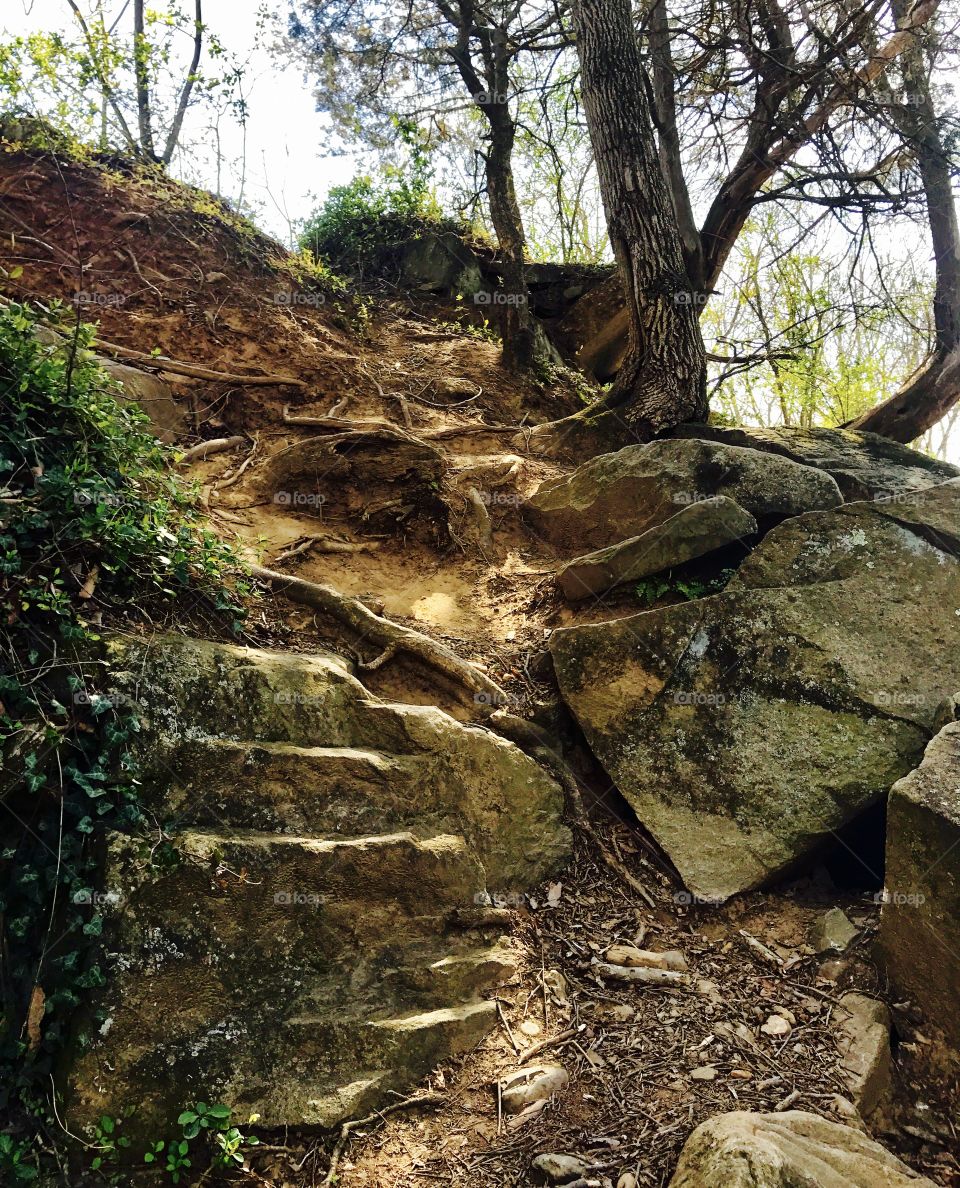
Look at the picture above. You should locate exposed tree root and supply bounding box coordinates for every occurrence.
[178,435,247,463]
[282,407,520,440]
[93,338,307,387]
[273,533,380,562]
[211,433,261,493]
[464,485,494,557]
[489,710,657,908]
[249,565,509,704]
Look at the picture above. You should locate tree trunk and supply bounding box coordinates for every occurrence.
[447,11,551,373]
[133,0,156,159]
[484,104,542,370]
[571,0,707,438]
[850,6,960,442]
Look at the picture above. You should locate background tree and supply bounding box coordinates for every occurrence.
[569,0,708,441]
[288,0,571,368]
[533,0,959,448]
[1,1,249,172]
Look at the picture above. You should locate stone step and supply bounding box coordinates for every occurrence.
[294,940,518,1015]
[107,633,570,891]
[66,634,571,1149]
[267,1003,498,1129]
[68,828,493,1136]
[138,737,472,838]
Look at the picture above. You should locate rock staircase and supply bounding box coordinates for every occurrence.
[66,635,569,1138]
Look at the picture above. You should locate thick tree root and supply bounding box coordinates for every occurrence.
[249,565,509,705]
[282,408,520,441]
[178,436,246,463]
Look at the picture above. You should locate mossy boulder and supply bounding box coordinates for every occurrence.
[525,437,841,554]
[880,720,960,1052]
[551,484,960,900]
[670,424,960,501]
[64,635,570,1145]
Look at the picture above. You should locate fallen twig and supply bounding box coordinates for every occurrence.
[739,929,784,967]
[592,961,690,987]
[517,1027,577,1066]
[321,1091,446,1187]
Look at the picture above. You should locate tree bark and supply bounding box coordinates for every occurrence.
[162,0,204,165]
[133,0,156,159]
[571,0,707,437]
[443,3,553,372]
[850,3,960,441]
[484,100,542,370]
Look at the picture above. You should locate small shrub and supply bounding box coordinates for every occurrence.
[635,568,735,606]
[0,301,249,1158]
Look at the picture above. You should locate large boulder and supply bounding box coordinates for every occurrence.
[551,484,960,900]
[65,635,570,1142]
[670,424,960,501]
[525,437,842,553]
[880,720,960,1051]
[668,1111,935,1187]
[98,357,184,443]
[556,497,757,601]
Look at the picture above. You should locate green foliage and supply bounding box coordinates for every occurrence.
[0,301,248,1152]
[706,211,934,431]
[0,3,252,165]
[90,1113,132,1171]
[145,1101,260,1180]
[299,117,466,276]
[0,1133,38,1182]
[635,568,735,606]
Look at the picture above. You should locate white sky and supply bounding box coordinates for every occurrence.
[4,0,358,242]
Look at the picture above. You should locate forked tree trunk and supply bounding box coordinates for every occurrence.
[850,2,960,442]
[571,0,707,436]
